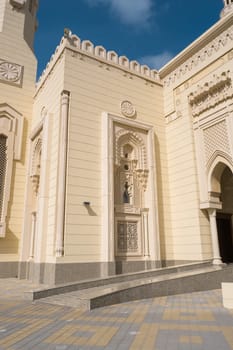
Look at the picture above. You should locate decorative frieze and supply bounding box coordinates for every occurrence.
[164,26,233,87]
[188,71,233,117]
[0,60,23,86]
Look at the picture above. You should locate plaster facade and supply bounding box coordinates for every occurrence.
[0,0,233,284]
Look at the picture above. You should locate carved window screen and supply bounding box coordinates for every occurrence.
[117,221,138,253]
[0,135,7,221]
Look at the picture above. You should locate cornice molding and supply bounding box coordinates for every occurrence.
[160,13,233,84]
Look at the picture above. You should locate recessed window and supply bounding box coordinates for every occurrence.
[123,182,130,204]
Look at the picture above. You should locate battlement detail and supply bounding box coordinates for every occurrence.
[36,30,161,91]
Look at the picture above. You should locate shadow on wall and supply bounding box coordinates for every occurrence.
[83,203,97,216]
[153,132,170,261]
[0,228,18,254]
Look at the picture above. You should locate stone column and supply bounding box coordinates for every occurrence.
[55,90,70,257]
[29,211,36,259]
[142,209,149,257]
[207,209,222,265]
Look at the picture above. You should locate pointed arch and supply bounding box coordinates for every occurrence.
[31,137,42,176]
[207,153,233,193]
[115,129,147,169]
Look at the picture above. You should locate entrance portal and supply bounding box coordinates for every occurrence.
[216,166,233,263]
[216,213,233,263]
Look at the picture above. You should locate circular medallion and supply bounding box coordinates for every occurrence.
[121,100,136,118]
[0,62,21,82]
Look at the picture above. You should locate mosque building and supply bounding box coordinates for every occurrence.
[0,0,233,284]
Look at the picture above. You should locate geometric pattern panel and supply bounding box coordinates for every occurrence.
[203,120,230,164]
[0,135,7,221]
[117,221,138,253]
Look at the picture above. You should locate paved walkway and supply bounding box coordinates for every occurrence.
[0,279,233,349]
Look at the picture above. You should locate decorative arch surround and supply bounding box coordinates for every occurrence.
[207,151,233,174]
[102,112,160,264]
[0,103,24,160]
[115,129,147,169]
[30,137,42,195]
[0,103,24,237]
[208,154,233,194]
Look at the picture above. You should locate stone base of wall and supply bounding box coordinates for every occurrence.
[0,262,18,278]
[16,260,212,285]
[161,260,198,267]
[18,260,165,285]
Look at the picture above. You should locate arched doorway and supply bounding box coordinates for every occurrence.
[216,166,233,263]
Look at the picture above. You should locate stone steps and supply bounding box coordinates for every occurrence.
[25,263,233,310]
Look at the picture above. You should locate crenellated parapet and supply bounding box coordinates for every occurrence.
[36,30,160,92]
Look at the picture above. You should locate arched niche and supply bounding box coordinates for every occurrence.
[208,154,233,195]
[0,103,24,236]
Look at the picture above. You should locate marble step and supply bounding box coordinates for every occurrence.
[24,261,212,301]
[37,264,233,310]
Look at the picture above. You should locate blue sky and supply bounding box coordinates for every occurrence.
[35,0,223,78]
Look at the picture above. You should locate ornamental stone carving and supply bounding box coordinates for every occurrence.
[121,100,136,118]
[0,60,23,86]
[188,71,233,117]
[164,26,233,86]
[30,174,40,195]
[10,0,25,9]
[203,120,230,165]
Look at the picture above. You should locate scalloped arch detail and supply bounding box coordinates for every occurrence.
[115,129,147,169]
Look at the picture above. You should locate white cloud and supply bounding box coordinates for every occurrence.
[138,52,174,70]
[84,0,153,26]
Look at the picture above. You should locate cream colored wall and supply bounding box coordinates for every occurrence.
[0,0,6,32]
[2,0,36,49]
[31,55,66,264]
[163,82,202,261]
[162,20,233,262]
[62,47,169,263]
[0,1,37,261]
